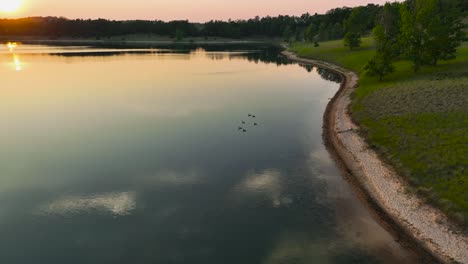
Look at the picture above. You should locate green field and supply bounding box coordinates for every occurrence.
[291,39,468,226]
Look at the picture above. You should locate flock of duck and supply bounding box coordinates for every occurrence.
[238,114,258,133]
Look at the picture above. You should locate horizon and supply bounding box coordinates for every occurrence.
[1,0,392,22]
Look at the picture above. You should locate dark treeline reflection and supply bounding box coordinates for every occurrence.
[48,50,176,57]
[236,51,342,83]
[316,67,342,83]
[43,45,342,83]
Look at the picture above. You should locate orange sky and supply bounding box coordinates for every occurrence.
[4,0,392,22]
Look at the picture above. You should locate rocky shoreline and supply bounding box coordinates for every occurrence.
[282,50,468,264]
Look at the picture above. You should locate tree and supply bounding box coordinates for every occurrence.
[282,25,293,42]
[380,2,402,57]
[343,7,368,48]
[381,2,401,40]
[330,23,344,39]
[304,23,318,42]
[400,0,465,71]
[400,0,431,71]
[364,53,394,81]
[318,22,329,41]
[343,32,361,50]
[364,2,402,82]
[426,0,465,64]
[364,25,395,81]
[175,29,184,41]
[295,27,305,41]
[345,7,368,34]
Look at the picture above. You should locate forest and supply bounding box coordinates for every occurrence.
[0,4,382,41]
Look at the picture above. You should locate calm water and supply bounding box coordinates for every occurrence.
[0,44,418,263]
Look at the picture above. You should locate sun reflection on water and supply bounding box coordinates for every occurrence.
[13,54,22,71]
[7,42,18,51]
[6,42,22,71]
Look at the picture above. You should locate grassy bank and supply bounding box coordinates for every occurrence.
[291,39,468,226]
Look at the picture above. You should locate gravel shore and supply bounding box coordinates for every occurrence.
[282,50,468,264]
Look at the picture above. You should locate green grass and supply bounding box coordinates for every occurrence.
[291,38,376,70]
[290,39,468,226]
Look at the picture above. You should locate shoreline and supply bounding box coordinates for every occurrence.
[282,50,468,264]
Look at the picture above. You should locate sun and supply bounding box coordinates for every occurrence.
[0,0,22,13]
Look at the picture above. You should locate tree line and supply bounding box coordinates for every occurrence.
[360,0,466,80]
[0,4,383,41]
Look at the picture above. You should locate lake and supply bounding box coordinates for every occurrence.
[0,44,419,263]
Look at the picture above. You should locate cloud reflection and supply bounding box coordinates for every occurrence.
[39,192,136,216]
[235,169,292,207]
[265,233,333,264]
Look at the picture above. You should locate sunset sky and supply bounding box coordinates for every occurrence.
[2,0,392,22]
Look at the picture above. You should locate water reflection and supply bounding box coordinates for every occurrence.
[317,67,342,83]
[0,45,417,264]
[1,42,342,83]
[5,42,22,71]
[39,192,136,216]
[13,54,22,71]
[231,51,342,82]
[234,169,285,207]
[307,148,418,263]
[7,42,18,52]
